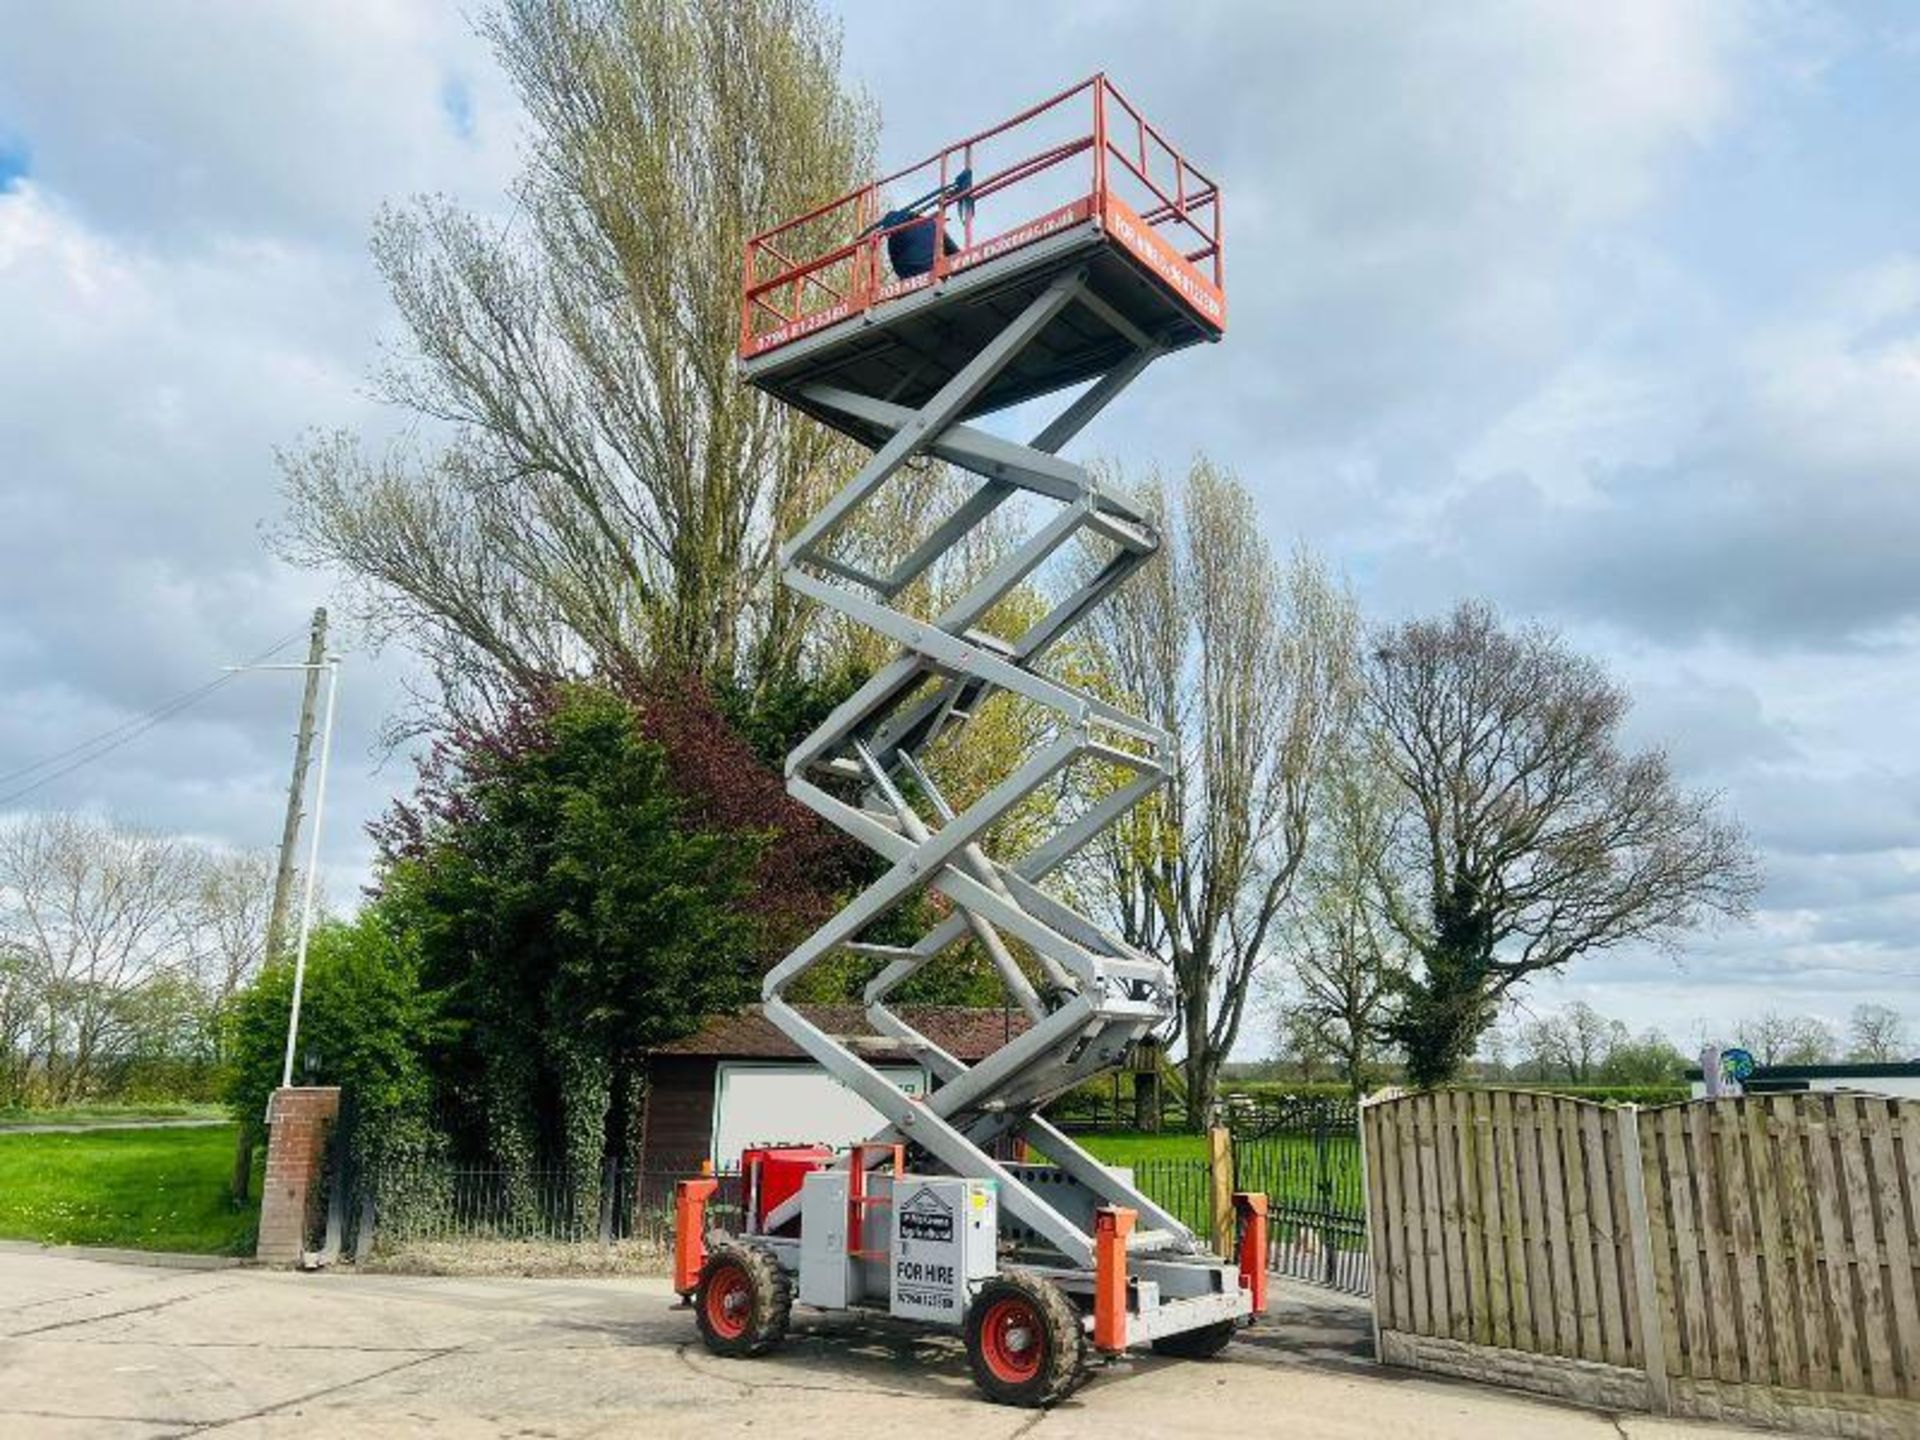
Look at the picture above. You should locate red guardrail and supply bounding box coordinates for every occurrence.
[740,75,1224,360]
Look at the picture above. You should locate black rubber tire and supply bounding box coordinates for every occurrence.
[964,1270,1087,1408]
[1149,1319,1237,1359]
[693,1242,791,1358]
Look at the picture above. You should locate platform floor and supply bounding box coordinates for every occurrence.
[742,214,1220,447]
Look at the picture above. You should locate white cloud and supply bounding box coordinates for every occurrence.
[0,2,517,245]
[0,5,520,898]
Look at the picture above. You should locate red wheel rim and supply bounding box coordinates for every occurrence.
[980,1296,1045,1384]
[704,1264,751,1340]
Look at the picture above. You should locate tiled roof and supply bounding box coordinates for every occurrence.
[654,1004,1029,1064]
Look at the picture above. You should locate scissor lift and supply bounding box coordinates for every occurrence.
[676,75,1267,1407]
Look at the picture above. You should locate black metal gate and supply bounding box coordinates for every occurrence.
[1229,1096,1371,1295]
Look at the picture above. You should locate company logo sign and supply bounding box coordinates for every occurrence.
[897,1185,954,1243]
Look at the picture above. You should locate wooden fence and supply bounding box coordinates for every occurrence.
[1639,1093,1919,1399]
[1363,1089,1920,1435]
[1366,1090,1649,1369]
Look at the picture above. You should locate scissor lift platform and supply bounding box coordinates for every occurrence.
[683,75,1259,1409]
[743,208,1222,444]
[738,74,1225,441]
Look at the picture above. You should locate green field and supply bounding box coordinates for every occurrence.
[0,1101,226,1130]
[0,1123,260,1254]
[1071,1131,1209,1164]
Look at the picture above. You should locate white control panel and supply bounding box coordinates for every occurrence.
[888,1175,997,1325]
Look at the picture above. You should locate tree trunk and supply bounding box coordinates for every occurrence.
[1133,1067,1161,1132]
[1182,982,1217,1130]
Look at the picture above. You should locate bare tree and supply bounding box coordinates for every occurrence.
[1738,1010,1837,1067]
[0,941,35,1106]
[1279,752,1403,1098]
[1478,1020,1516,1081]
[0,815,203,1102]
[1269,998,1335,1084]
[0,816,275,1102]
[1847,1003,1908,1063]
[278,0,877,725]
[186,851,275,1063]
[1517,1001,1627,1083]
[1364,602,1761,1086]
[1085,458,1359,1125]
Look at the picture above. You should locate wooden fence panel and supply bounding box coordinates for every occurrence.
[1365,1103,1401,1331]
[1416,1093,1448,1336]
[1366,1090,1920,1420]
[1835,1097,1898,1397]
[1635,1094,1920,1402]
[1583,1102,1630,1368]
[1398,1096,1428,1334]
[1772,1094,1831,1390]
[1655,1105,1710,1377]
[1806,1095,1865,1393]
[1516,1094,1556,1352]
[1474,1091,1513,1350]
[1691,1101,1743,1382]
[1561,1101,1600,1361]
[1454,1091,1489,1346]
[1435,1091,1469,1340]
[1743,1098,1798,1390]
[1718,1103,1770,1384]
[1493,1089,1532,1351]
[1883,1102,1920,1397]
[1637,1111,1681,1373]
[1367,1090,1626,1366]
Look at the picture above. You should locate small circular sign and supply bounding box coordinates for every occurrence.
[1721,1047,1756,1082]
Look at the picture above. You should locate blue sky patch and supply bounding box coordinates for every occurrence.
[0,135,29,191]
[439,75,474,141]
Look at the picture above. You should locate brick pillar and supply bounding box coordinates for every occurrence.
[256,1086,341,1266]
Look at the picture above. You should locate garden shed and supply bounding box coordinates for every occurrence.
[640,1004,1030,1174]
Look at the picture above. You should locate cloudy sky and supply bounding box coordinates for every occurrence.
[2,2,1915,1050]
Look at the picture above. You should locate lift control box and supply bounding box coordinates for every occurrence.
[889,1176,998,1323]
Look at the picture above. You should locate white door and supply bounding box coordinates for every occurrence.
[711,1061,926,1165]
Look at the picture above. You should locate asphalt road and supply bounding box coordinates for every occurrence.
[0,1245,1771,1438]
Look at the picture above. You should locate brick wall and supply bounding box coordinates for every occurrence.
[256,1086,340,1266]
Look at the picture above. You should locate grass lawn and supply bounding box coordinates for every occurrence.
[1071,1130,1210,1165]
[1062,1128,1368,1246]
[0,1101,227,1130]
[0,1122,260,1254]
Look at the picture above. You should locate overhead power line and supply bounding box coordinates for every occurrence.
[0,628,305,808]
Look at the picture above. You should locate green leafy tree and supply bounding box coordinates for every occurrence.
[1600,1028,1689,1085]
[383,684,773,1187]
[225,909,439,1167]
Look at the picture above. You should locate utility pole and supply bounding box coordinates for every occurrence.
[264,607,327,965]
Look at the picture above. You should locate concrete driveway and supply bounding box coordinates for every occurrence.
[0,1245,1770,1438]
